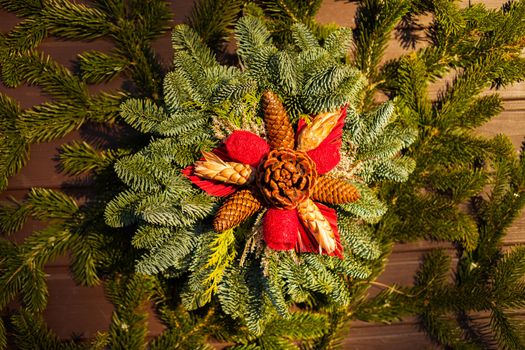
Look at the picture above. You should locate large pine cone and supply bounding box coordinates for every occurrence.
[214,189,263,231]
[311,176,360,204]
[261,91,295,149]
[257,149,317,209]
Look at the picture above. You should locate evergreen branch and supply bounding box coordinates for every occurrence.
[2,51,87,100]
[104,189,143,228]
[79,51,129,84]
[42,0,110,40]
[490,307,525,350]
[202,229,237,305]
[339,183,387,223]
[10,310,85,350]
[58,141,131,176]
[0,318,5,350]
[323,27,353,60]
[20,225,76,267]
[105,275,154,350]
[415,249,450,288]
[132,225,174,250]
[235,16,273,62]
[149,305,213,350]
[0,93,29,190]
[291,22,320,52]
[17,102,87,143]
[494,246,525,288]
[419,310,470,349]
[119,98,169,134]
[189,0,243,52]
[135,229,196,274]
[0,0,43,17]
[354,0,410,80]
[4,17,47,52]
[21,263,48,312]
[70,229,106,287]
[337,220,380,260]
[353,284,418,323]
[172,24,217,71]
[26,188,78,221]
[0,134,29,191]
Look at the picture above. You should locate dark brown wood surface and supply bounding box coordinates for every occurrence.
[1,1,524,348]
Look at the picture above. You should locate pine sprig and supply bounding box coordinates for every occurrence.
[188,0,243,52]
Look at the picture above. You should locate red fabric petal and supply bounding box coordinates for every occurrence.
[263,208,299,250]
[296,202,343,259]
[297,107,346,174]
[224,131,270,167]
[181,146,238,197]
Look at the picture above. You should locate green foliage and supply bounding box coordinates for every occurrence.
[106,274,154,350]
[10,310,85,350]
[374,1,525,348]
[58,141,131,176]
[0,93,28,191]
[189,0,243,52]
[0,0,170,188]
[106,16,414,341]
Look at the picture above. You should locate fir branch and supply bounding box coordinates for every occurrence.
[202,229,237,305]
[0,198,31,235]
[337,220,381,260]
[354,0,410,80]
[0,93,28,190]
[0,0,43,17]
[42,0,110,40]
[0,318,5,350]
[2,50,86,99]
[188,0,243,52]
[104,189,143,228]
[105,275,154,350]
[4,17,47,52]
[10,310,84,350]
[26,188,78,221]
[490,307,525,350]
[339,183,387,223]
[135,229,196,274]
[353,284,418,323]
[79,51,129,84]
[119,98,169,134]
[58,141,131,176]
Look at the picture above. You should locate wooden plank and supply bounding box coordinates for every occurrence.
[5,131,80,190]
[342,322,438,349]
[478,110,525,149]
[44,266,165,340]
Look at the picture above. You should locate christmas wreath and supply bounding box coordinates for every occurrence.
[106,17,416,333]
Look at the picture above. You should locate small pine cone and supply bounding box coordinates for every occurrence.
[213,189,263,231]
[311,176,360,204]
[194,151,254,185]
[297,111,340,152]
[257,149,317,209]
[261,91,295,149]
[297,199,336,253]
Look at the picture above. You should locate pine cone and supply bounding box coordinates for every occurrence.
[194,151,254,185]
[257,149,317,209]
[297,111,340,152]
[214,189,263,231]
[297,199,336,253]
[311,176,360,204]
[261,91,295,149]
